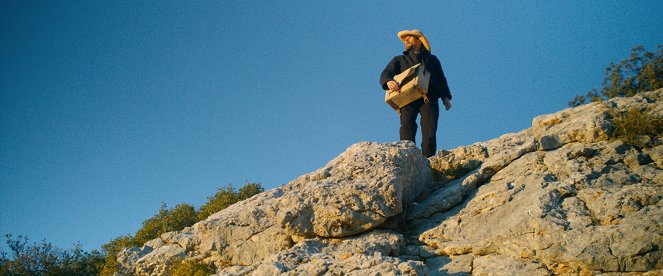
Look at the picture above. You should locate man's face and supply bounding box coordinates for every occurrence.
[403,35,421,51]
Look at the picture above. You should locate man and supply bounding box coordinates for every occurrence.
[380,29,452,157]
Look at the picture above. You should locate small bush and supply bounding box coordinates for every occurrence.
[0,235,104,275]
[133,203,198,246]
[609,107,663,148]
[101,182,265,274]
[98,203,197,275]
[3,182,265,275]
[237,182,264,201]
[569,45,662,107]
[99,235,135,276]
[197,184,238,221]
[170,259,215,276]
[197,182,264,220]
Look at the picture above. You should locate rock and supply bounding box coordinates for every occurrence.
[407,178,466,221]
[430,144,487,182]
[472,254,551,275]
[420,141,662,273]
[120,244,187,276]
[117,141,431,275]
[425,255,472,275]
[413,129,538,222]
[644,145,663,168]
[117,90,663,275]
[228,230,426,275]
[532,102,612,150]
[416,90,662,274]
[275,141,431,238]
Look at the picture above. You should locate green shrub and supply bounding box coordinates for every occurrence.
[101,182,265,274]
[197,184,238,221]
[2,181,265,275]
[2,182,270,275]
[237,182,265,201]
[133,203,197,246]
[569,45,662,107]
[99,235,135,276]
[609,107,663,148]
[0,235,104,276]
[98,203,197,275]
[197,182,264,220]
[170,259,215,276]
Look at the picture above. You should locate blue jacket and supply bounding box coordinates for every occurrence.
[380,49,452,100]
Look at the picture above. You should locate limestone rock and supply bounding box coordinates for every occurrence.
[424,255,473,275]
[117,244,187,276]
[222,230,425,275]
[411,129,538,222]
[472,254,551,275]
[419,90,663,274]
[532,102,612,150]
[116,141,431,275]
[117,90,663,275]
[276,141,431,238]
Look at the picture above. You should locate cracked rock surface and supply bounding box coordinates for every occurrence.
[417,89,662,274]
[117,89,662,275]
[116,141,431,275]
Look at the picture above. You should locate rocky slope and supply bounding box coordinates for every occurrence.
[117,89,662,275]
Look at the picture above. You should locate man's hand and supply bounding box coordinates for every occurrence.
[442,97,452,110]
[387,80,400,91]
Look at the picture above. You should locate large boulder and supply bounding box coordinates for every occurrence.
[276,141,431,238]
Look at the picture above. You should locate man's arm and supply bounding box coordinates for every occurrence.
[431,56,452,101]
[428,55,452,110]
[380,57,400,90]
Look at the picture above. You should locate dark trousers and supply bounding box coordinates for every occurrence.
[400,98,439,157]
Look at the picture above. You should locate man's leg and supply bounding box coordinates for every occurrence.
[419,99,440,157]
[399,100,421,143]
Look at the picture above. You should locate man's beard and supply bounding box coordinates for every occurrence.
[404,43,413,51]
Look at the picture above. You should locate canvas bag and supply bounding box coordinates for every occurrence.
[384,63,431,113]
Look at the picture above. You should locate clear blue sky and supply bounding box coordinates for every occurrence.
[1,1,661,252]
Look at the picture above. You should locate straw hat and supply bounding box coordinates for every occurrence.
[397,29,430,52]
